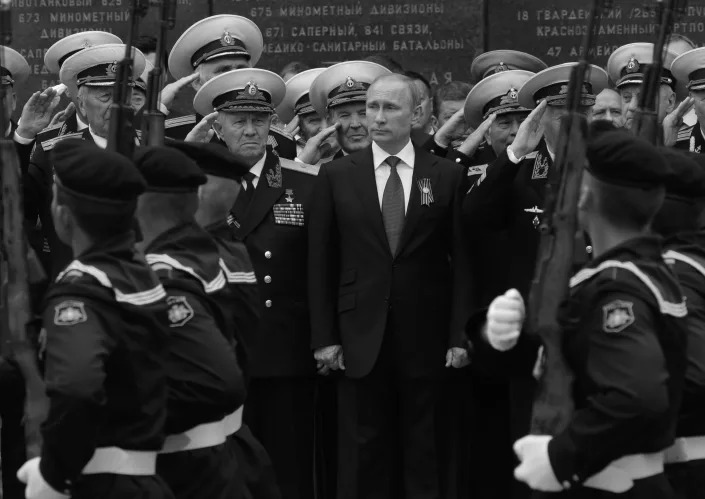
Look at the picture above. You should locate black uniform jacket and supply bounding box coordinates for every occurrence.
[675,123,704,154]
[206,219,260,377]
[164,113,297,160]
[144,222,245,435]
[40,234,170,494]
[546,236,688,488]
[307,145,473,379]
[230,151,320,378]
[663,231,705,437]
[462,141,553,299]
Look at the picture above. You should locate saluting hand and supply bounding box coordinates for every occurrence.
[297,122,341,164]
[16,88,62,140]
[284,115,300,137]
[47,102,75,129]
[509,99,547,159]
[485,289,525,352]
[433,107,466,149]
[457,113,496,157]
[513,435,562,492]
[160,72,200,112]
[185,111,218,143]
[662,97,694,147]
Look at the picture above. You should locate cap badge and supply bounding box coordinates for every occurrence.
[626,57,640,74]
[81,38,92,48]
[221,30,235,47]
[495,62,508,73]
[509,87,518,100]
[346,76,355,88]
[247,81,258,96]
[106,62,118,75]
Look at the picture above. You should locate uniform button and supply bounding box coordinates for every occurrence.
[265,300,272,308]
[455,158,461,163]
[430,149,435,154]
[572,474,580,482]
[562,481,571,489]
[586,245,593,254]
[264,275,272,284]
[264,251,272,259]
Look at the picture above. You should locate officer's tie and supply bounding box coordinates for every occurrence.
[381,156,405,256]
[239,172,257,208]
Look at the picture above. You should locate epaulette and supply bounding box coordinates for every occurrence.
[569,260,687,317]
[41,131,84,151]
[280,158,320,176]
[35,122,63,141]
[525,151,539,159]
[165,114,197,129]
[270,123,294,141]
[677,124,694,142]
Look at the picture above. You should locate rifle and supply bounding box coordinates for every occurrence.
[631,0,688,143]
[107,0,149,156]
[141,0,177,146]
[0,0,49,458]
[526,0,612,436]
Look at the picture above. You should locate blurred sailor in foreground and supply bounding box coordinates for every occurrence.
[653,150,705,499]
[133,147,247,499]
[488,126,687,498]
[194,67,318,499]
[18,139,173,499]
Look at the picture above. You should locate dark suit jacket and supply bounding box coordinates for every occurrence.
[307,144,473,379]
[231,150,319,378]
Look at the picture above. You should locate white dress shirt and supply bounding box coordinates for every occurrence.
[245,153,267,189]
[372,140,415,213]
[90,127,107,149]
[76,113,88,131]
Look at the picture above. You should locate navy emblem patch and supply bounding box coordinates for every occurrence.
[167,296,194,328]
[602,300,635,333]
[54,300,87,326]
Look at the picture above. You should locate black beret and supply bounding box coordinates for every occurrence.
[52,139,146,202]
[659,148,705,200]
[586,128,670,189]
[165,139,250,180]
[133,146,207,193]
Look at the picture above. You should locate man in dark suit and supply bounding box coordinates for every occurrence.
[308,73,472,499]
[193,67,318,499]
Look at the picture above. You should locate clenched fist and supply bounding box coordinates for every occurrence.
[485,288,525,351]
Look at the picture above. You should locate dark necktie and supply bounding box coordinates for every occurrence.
[239,172,257,208]
[381,156,405,256]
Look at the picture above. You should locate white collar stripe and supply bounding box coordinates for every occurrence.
[219,260,258,284]
[146,254,226,294]
[56,260,166,306]
[663,250,705,280]
[570,260,687,318]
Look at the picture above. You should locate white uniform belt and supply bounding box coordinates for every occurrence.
[583,453,664,493]
[665,436,705,464]
[82,447,157,475]
[160,419,226,454]
[223,407,243,437]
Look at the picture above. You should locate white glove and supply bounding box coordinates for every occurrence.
[17,457,70,499]
[514,435,562,492]
[485,289,525,351]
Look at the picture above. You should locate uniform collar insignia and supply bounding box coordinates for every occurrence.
[266,161,283,188]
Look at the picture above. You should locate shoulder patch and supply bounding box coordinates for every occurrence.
[54,300,87,326]
[165,115,197,128]
[167,296,194,327]
[42,131,84,151]
[602,300,635,333]
[280,158,320,176]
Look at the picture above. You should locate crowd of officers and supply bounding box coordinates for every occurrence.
[0,10,705,499]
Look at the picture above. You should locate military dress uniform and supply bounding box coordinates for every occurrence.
[652,150,705,499]
[671,48,705,154]
[24,44,146,279]
[194,67,319,499]
[518,131,689,499]
[133,146,247,499]
[17,139,173,499]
